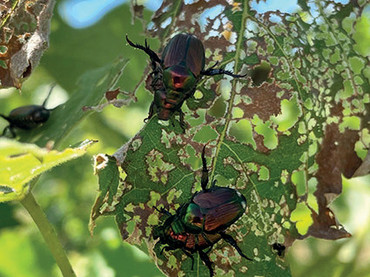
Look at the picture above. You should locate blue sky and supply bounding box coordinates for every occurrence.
[59,0,353,29]
[58,0,161,28]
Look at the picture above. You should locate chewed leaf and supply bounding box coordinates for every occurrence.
[0,138,96,203]
[89,154,121,235]
[0,1,55,88]
[92,0,368,276]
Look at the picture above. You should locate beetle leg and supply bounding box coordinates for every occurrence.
[181,249,195,270]
[160,245,173,255]
[171,117,176,127]
[9,126,16,138]
[154,206,172,216]
[201,68,247,78]
[150,70,163,89]
[201,233,214,248]
[220,232,253,261]
[179,110,186,133]
[1,126,8,137]
[198,249,214,277]
[201,146,209,191]
[1,125,15,138]
[126,35,161,70]
[204,244,214,254]
[0,115,10,137]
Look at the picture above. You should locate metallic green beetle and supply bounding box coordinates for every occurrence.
[153,147,252,276]
[126,33,245,129]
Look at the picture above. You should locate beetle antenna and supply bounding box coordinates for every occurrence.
[201,145,209,191]
[125,35,161,65]
[42,83,56,107]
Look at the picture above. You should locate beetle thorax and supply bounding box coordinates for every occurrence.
[163,65,197,92]
[183,203,204,233]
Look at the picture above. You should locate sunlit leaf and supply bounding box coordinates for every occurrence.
[0,138,96,203]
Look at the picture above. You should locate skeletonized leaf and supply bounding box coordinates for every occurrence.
[92,0,368,276]
[89,154,121,234]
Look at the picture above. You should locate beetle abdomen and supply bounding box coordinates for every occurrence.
[8,105,50,129]
[193,187,247,233]
[162,33,205,77]
[184,233,222,251]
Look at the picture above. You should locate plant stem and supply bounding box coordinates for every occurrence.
[21,192,77,277]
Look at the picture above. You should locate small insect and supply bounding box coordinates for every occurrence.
[153,146,252,276]
[126,33,245,129]
[0,84,56,137]
[272,243,286,257]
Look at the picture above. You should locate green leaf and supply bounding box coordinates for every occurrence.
[0,138,96,203]
[92,0,368,276]
[17,57,129,148]
[90,154,121,234]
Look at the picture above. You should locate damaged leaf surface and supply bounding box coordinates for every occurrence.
[92,0,369,276]
[0,0,55,88]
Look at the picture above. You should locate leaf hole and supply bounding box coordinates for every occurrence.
[250,61,271,86]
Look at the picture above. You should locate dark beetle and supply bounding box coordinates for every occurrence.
[153,146,252,276]
[126,33,245,128]
[0,84,56,137]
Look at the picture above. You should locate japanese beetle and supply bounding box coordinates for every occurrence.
[0,84,56,137]
[153,146,252,276]
[126,33,245,128]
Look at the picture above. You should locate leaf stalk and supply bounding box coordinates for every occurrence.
[20,192,77,277]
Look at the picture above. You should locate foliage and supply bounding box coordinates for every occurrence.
[0,1,369,277]
[0,138,95,202]
[91,0,369,276]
